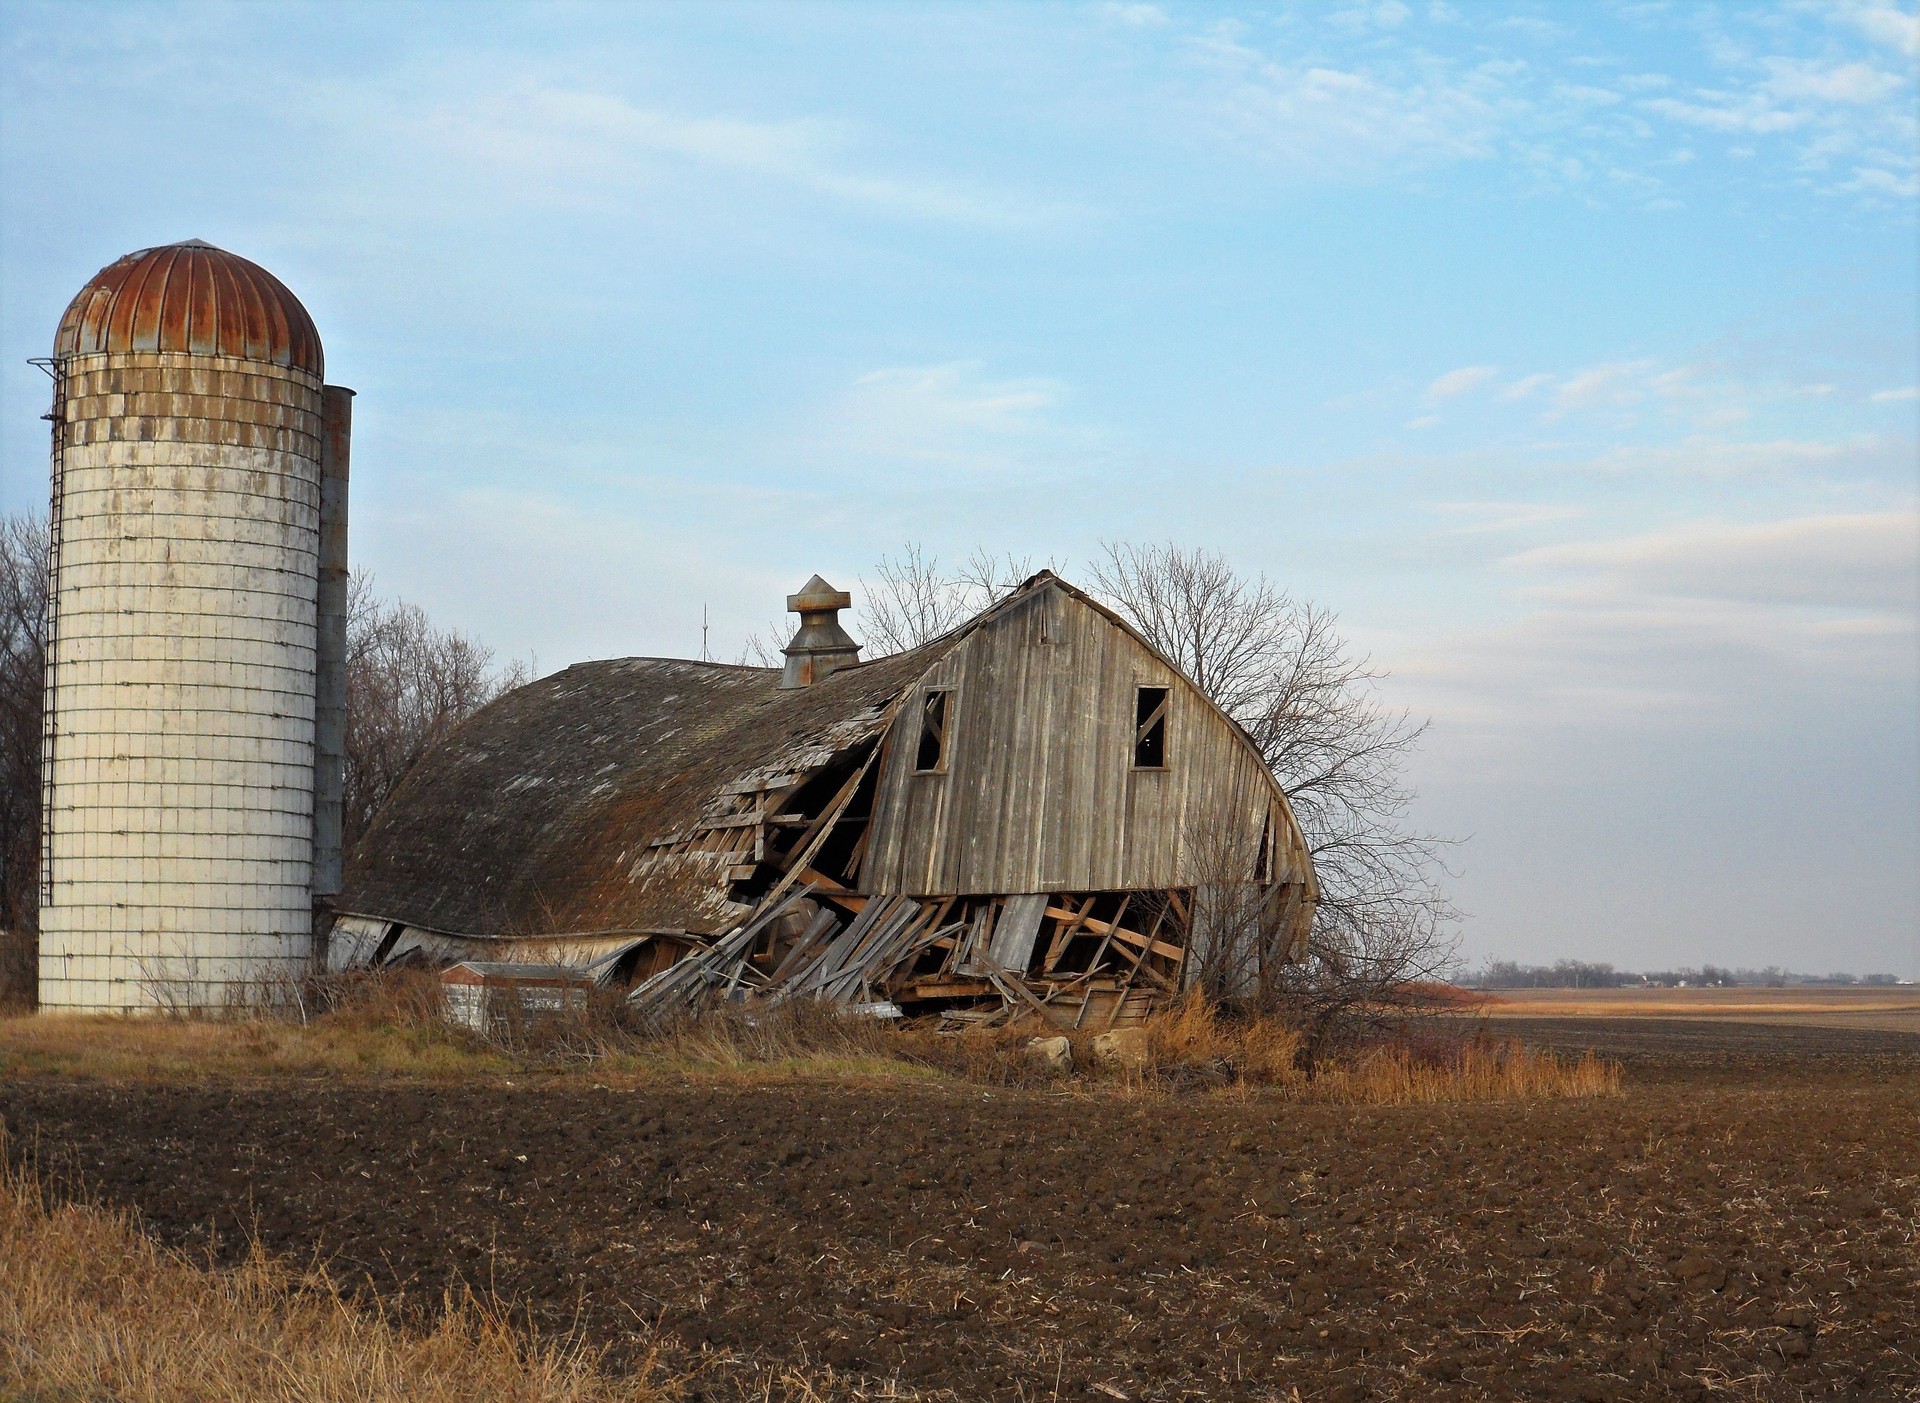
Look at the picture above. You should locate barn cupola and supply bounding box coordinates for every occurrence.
[780,576,861,688]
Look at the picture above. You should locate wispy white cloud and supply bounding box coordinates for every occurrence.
[1138,2,1920,204]
[1330,1,1413,32]
[1497,372,1555,401]
[1427,500,1585,534]
[1552,359,1666,412]
[1837,3,1920,58]
[1762,57,1906,105]
[1400,509,1919,739]
[1507,510,1919,611]
[1585,434,1884,478]
[1842,165,1920,196]
[820,362,1096,478]
[1426,364,1499,400]
[1872,386,1920,402]
[1412,355,1898,440]
[405,84,1072,229]
[1642,56,1908,135]
[1186,32,1510,175]
[1090,2,1170,29]
[1634,39,1917,197]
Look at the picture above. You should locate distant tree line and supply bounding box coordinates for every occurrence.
[1465,960,1904,989]
[0,511,522,1007]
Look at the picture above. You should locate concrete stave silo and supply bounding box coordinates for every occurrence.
[39,241,349,1012]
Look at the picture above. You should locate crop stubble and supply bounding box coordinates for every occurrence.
[1,1031,1916,1402]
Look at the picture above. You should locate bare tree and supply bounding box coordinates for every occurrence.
[858,545,1052,653]
[0,513,49,1003]
[1088,542,1456,1057]
[343,571,528,853]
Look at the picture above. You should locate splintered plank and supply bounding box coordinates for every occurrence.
[765,907,844,984]
[901,974,994,997]
[794,867,854,894]
[987,893,1049,973]
[1087,921,1183,966]
[989,970,1060,1023]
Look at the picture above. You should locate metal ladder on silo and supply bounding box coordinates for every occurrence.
[30,356,67,905]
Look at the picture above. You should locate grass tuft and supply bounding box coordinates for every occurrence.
[1300,1035,1621,1104]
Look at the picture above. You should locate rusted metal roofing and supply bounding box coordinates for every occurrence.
[54,240,324,376]
[339,643,954,941]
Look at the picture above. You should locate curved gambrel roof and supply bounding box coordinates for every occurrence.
[339,572,1313,939]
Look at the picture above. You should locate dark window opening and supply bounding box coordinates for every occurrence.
[1133,686,1169,768]
[914,689,950,772]
[1254,812,1274,883]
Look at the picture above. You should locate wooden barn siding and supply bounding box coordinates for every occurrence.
[861,586,1308,897]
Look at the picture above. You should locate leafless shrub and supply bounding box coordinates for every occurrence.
[301,965,453,1032]
[0,514,48,1008]
[344,571,527,853]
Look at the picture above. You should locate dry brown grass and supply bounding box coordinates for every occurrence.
[0,1010,509,1082]
[1136,995,1308,1084]
[1300,1035,1621,1103]
[0,971,1619,1104]
[0,1148,664,1403]
[1120,997,1619,1102]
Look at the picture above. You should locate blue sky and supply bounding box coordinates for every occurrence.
[3,1,1916,974]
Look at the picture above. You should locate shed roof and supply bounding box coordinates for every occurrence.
[441,962,592,985]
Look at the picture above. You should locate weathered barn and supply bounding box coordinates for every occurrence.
[335,573,1315,1026]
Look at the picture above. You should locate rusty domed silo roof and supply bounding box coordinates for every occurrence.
[54,240,323,377]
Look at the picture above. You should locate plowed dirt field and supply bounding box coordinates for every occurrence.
[4,1026,1917,1402]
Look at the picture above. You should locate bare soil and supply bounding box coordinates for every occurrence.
[3,1024,1917,1402]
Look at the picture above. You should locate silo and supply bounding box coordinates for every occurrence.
[38,241,350,1012]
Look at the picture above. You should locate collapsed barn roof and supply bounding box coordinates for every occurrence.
[340,636,953,940]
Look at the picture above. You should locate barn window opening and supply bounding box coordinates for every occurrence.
[1133,686,1169,769]
[1255,812,1273,882]
[914,689,950,772]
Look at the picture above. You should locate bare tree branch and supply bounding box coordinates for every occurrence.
[343,570,527,854]
[856,545,1054,655]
